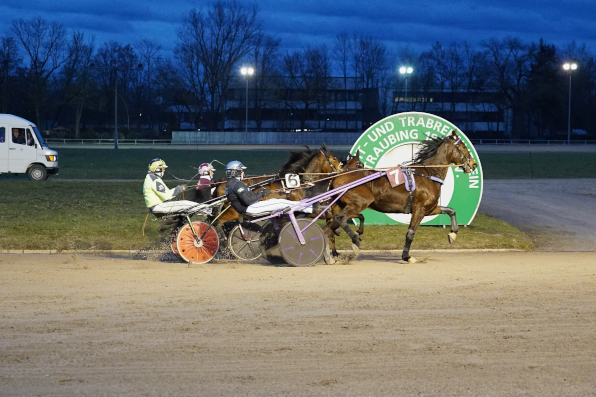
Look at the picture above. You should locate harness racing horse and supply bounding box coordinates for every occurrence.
[210,143,343,228]
[327,152,365,241]
[323,131,477,264]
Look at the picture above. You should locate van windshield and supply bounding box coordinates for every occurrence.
[32,126,47,147]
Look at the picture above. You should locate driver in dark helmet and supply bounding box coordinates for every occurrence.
[225,160,313,215]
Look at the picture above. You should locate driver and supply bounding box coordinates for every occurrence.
[12,129,25,145]
[143,158,199,215]
[225,160,313,216]
[195,162,216,203]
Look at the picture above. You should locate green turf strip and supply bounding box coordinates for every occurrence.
[0,181,531,251]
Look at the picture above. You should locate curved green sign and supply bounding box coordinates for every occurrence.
[349,112,483,226]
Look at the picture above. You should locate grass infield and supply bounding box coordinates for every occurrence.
[1,181,531,252]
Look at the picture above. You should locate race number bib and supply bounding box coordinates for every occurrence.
[386,167,405,188]
[285,173,300,188]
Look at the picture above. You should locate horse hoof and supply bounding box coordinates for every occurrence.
[323,246,336,265]
[448,232,457,244]
[351,243,360,259]
[408,257,417,264]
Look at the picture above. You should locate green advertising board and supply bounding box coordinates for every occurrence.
[349,112,483,226]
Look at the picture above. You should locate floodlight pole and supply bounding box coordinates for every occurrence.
[563,62,577,145]
[114,70,118,149]
[240,67,254,133]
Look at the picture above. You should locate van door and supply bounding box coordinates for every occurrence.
[8,127,37,173]
[0,127,8,173]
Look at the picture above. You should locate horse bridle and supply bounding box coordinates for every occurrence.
[453,137,474,172]
[301,150,342,185]
[321,150,342,173]
[345,154,363,170]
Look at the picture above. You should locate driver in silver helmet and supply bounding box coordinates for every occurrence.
[224,160,313,215]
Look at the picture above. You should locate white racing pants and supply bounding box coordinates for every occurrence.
[245,198,313,215]
[151,200,204,216]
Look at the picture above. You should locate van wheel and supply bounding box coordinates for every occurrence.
[27,165,48,181]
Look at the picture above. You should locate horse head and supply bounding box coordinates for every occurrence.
[449,131,477,173]
[344,150,364,170]
[318,142,343,173]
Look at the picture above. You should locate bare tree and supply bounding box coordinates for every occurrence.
[481,36,530,137]
[352,36,387,128]
[282,45,330,131]
[460,42,489,133]
[50,31,94,137]
[91,42,142,135]
[135,39,162,131]
[444,42,465,114]
[11,17,69,127]
[0,36,22,114]
[249,32,280,131]
[153,58,188,133]
[426,42,448,112]
[333,32,352,129]
[176,1,261,131]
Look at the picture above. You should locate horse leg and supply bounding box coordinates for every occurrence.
[440,206,459,244]
[356,214,365,235]
[331,212,362,260]
[333,214,364,235]
[334,213,361,247]
[402,212,425,264]
[325,206,344,257]
[428,205,459,244]
[323,216,341,265]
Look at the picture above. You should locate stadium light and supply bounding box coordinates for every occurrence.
[240,67,255,133]
[399,67,413,112]
[563,62,577,145]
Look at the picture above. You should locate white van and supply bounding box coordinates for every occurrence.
[0,114,59,181]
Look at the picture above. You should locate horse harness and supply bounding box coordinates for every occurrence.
[453,138,474,172]
[400,166,445,214]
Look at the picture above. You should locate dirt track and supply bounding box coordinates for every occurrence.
[1,251,596,396]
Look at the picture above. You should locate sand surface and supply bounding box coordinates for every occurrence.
[1,251,596,396]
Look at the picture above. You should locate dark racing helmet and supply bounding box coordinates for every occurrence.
[225,160,246,179]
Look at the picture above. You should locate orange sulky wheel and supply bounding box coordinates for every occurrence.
[176,221,219,264]
[169,226,181,256]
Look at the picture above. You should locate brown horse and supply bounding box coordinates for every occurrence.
[326,152,365,239]
[323,130,477,264]
[210,143,343,228]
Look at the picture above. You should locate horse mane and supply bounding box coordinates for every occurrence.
[279,145,330,176]
[410,136,449,165]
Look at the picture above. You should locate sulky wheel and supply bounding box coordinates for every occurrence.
[259,220,286,265]
[228,222,262,261]
[176,221,219,264]
[278,219,325,267]
[169,226,181,256]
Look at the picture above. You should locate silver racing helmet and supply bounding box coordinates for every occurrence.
[225,160,246,179]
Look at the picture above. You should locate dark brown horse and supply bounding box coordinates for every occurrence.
[326,152,365,238]
[323,130,477,264]
[210,143,343,228]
